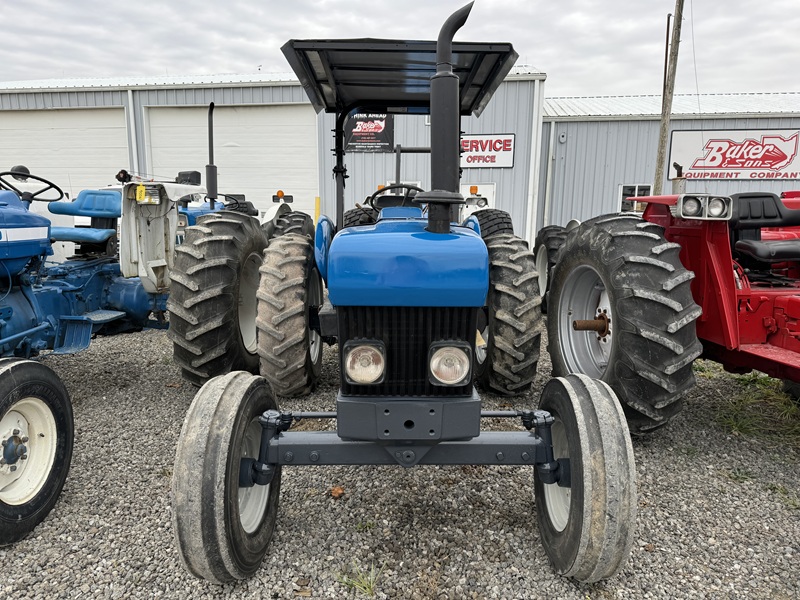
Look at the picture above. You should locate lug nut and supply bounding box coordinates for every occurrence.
[20,455,28,460]
[21,437,28,443]
[10,465,17,472]
[0,458,5,465]
[12,429,19,435]
[1,440,6,447]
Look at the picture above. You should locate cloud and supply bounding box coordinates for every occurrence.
[2,0,799,96]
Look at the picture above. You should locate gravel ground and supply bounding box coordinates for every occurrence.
[1,328,798,599]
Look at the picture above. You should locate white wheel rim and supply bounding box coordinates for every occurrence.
[239,252,262,354]
[535,244,549,296]
[0,397,57,505]
[309,329,322,364]
[238,418,270,534]
[475,324,489,365]
[542,418,570,532]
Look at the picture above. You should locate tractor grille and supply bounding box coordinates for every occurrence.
[338,306,477,397]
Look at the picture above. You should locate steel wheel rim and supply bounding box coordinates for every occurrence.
[542,418,570,532]
[308,271,323,365]
[0,398,57,505]
[475,309,489,365]
[238,418,270,534]
[239,252,262,354]
[535,244,549,296]
[557,265,612,378]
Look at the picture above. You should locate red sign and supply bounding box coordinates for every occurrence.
[460,134,515,168]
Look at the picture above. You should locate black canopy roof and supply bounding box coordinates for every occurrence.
[281,39,518,117]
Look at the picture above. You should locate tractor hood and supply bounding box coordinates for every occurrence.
[326,217,489,307]
[0,190,52,277]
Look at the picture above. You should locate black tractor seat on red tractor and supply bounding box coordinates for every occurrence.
[729,192,800,266]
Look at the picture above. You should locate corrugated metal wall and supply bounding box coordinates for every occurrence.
[318,78,544,239]
[540,115,800,229]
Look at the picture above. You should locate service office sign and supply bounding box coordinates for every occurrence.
[670,129,800,180]
[461,134,515,168]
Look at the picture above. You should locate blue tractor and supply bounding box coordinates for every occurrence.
[0,154,270,543]
[171,2,637,586]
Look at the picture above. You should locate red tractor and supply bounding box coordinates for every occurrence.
[539,181,800,432]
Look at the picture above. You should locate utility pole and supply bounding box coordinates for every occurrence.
[653,0,684,195]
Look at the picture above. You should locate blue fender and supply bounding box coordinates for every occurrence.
[314,215,335,282]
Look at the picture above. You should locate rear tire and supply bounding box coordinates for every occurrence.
[534,225,567,314]
[475,234,542,396]
[169,211,268,386]
[273,211,314,239]
[257,234,323,397]
[547,214,702,432]
[0,359,73,545]
[473,208,514,238]
[342,207,378,228]
[172,372,281,584]
[535,374,636,583]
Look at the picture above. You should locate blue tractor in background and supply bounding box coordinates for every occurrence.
[0,142,275,543]
[172,2,637,586]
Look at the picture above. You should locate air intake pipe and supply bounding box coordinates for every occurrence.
[416,2,472,234]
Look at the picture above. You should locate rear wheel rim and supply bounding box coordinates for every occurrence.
[557,265,613,378]
[542,418,570,532]
[0,398,57,505]
[536,244,549,294]
[238,418,270,534]
[239,253,262,354]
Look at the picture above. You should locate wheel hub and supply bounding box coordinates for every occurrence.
[1,431,29,467]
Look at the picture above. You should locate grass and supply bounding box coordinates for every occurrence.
[724,467,753,483]
[767,483,800,510]
[713,371,800,448]
[335,561,386,597]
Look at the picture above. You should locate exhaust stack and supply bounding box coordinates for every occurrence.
[418,2,473,234]
[206,102,218,209]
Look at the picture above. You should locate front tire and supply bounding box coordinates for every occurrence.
[547,214,703,432]
[172,372,281,583]
[535,374,636,583]
[0,359,73,545]
[473,209,514,238]
[169,211,268,386]
[475,234,542,396]
[257,234,323,397]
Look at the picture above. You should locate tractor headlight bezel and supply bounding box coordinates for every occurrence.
[343,340,386,385]
[678,194,732,220]
[428,342,472,386]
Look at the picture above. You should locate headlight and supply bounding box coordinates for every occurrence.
[429,345,471,386]
[682,197,702,216]
[708,197,727,218]
[344,343,385,384]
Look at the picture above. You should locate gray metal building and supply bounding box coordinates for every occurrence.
[538,93,800,230]
[0,69,546,241]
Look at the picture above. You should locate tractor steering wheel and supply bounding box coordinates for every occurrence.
[367,183,425,210]
[0,171,65,203]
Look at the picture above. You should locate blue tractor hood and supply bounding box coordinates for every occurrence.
[326,215,488,307]
[0,190,52,277]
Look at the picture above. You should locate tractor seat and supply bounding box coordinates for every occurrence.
[48,189,121,246]
[48,189,121,219]
[734,239,800,263]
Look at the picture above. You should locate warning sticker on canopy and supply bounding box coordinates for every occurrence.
[669,129,800,180]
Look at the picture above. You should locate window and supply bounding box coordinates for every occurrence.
[619,184,651,212]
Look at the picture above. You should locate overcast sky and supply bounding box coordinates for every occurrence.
[2,0,798,97]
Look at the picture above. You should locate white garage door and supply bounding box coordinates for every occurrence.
[147,105,318,218]
[0,108,129,261]
[0,108,128,197]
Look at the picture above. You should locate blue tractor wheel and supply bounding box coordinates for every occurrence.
[0,359,73,545]
[168,211,268,386]
[172,372,281,583]
[534,374,636,583]
[257,233,324,397]
[475,234,542,395]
